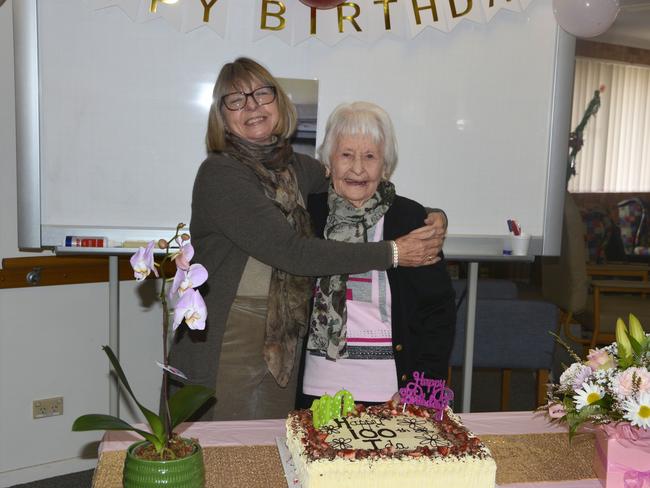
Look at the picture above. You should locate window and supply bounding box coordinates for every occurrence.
[568,57,650,192]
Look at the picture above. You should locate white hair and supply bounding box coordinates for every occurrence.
[318,101,398,178]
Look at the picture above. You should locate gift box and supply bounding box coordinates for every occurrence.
[592,423,650,488]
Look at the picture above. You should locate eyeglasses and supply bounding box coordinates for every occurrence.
[221,86,277,111]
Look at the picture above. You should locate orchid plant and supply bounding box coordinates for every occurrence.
[542,314,650,438]
[72,224,214,459]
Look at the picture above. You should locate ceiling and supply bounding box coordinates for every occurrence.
[593,0,650,49]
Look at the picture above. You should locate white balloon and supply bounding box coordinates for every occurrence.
[552,0,620,38]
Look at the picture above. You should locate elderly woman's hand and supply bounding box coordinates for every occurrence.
[425,209,448,233]
[394,221,445,267]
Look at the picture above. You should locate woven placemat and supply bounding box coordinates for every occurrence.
[92,433,597,487]
[93,445,286,488]
[483,432,597,485]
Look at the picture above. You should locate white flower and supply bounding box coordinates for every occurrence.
[129,241,158,281]
[169,263,208,298]
[574,382,604,410]
[560,363,593,390]
[622,393,650,429]
[172,288,207,331]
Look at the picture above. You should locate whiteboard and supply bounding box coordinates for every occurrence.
[14,0,574,256]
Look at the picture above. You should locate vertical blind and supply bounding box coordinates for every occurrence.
[568,57,650,192]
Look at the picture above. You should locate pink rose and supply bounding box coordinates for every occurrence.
[615,367,650,398]
[586,348,615,371]
[548,403,566,419]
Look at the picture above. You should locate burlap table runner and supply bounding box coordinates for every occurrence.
[93,445,286,488]
[92,432,597,487]
[483,432,596,484]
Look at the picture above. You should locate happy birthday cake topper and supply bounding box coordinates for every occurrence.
[399,372,454,421]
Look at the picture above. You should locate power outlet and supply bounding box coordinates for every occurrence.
[33,397,64,419]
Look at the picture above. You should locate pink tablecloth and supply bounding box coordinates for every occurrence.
[99,411,600,488]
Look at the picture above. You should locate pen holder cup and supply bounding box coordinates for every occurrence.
[510,233,531,256]
[502,237,512,255]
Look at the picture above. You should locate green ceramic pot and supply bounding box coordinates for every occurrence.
[122,438,205,488]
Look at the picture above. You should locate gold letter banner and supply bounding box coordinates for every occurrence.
[85,0,228,35]
[254,0,293,44]
[85,0,534,44]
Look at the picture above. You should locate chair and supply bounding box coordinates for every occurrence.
[581,207,613,263]
[618,198,650,257]
[542,192,650,350]
[618,198,645,255]
[448,279,558,411]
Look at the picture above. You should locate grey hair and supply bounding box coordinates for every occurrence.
[318,101,398,179]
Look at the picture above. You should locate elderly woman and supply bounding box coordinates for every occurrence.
[300,102,456,405]
[168,58,448,421]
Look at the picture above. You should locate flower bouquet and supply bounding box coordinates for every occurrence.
[72,224,214,486]
[543,314,650,487]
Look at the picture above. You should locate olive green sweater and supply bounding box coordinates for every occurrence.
[167,151,392,420]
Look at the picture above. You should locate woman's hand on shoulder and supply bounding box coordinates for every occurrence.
[424,209,448,232]
[394,216,446,267]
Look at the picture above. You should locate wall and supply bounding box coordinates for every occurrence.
[0,2,162,485]
[17,0,571,255]
[0,1,569,483]
[576,39,650,66]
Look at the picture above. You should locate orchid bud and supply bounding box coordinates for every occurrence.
[181,233,190,241]
[157,239,168,250]
[616,318,632,359]
[628,313,646,345]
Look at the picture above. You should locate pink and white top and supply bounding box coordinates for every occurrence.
[303,217,398,402]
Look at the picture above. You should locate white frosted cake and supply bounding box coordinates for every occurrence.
[285,402,496,488]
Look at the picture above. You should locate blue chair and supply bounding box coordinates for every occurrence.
[448,279,558,410]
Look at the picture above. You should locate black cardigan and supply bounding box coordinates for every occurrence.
[308,193,456,389]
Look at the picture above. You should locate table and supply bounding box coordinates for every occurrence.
[98,411,600,488]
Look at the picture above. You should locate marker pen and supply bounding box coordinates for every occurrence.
[64,236,121,248]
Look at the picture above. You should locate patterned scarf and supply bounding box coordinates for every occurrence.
[307,180,395,360]
[225,134,314,387]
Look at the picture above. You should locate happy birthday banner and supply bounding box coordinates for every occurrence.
[85,0,535,45]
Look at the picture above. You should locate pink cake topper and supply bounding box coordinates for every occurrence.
[398,371,454,421]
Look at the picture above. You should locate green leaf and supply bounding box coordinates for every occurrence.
[618,354,634,369]
[71,414,160,447]
[629,335,643,357]
[140,409,165,444]
[102,346,164,440]
[72,413,135,432]
[168,385,215,430]
[102,346,139,404]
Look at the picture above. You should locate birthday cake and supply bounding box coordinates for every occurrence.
[285,401,497,488]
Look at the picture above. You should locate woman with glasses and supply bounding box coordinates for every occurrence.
[168,57,447,421]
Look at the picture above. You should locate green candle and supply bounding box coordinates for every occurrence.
[310,389,355,428]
